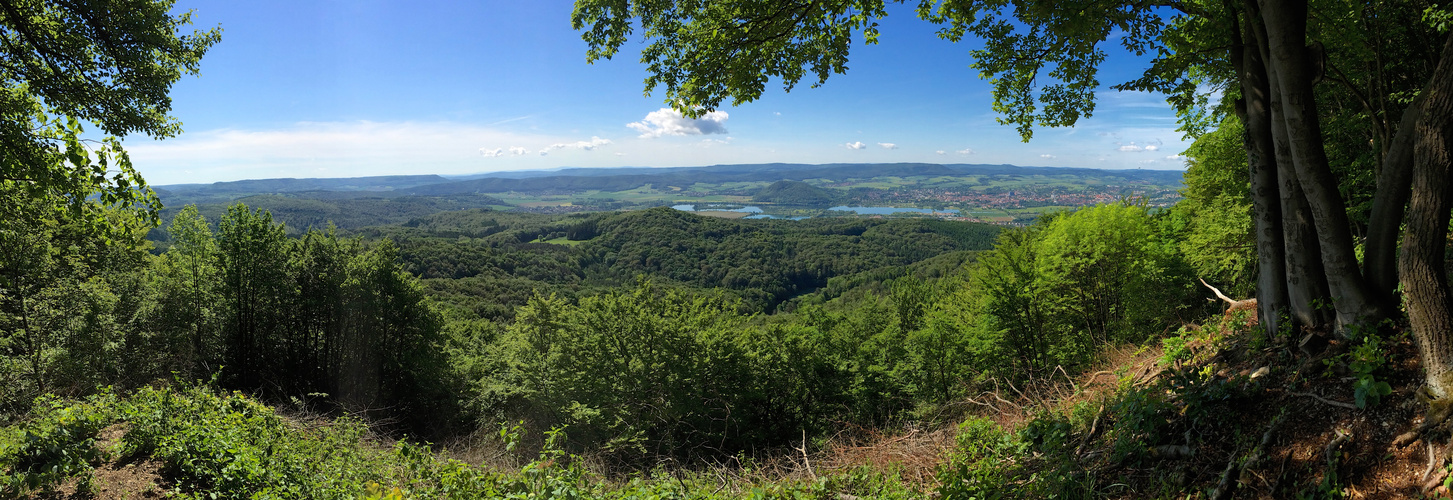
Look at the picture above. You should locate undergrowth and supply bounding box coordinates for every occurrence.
[0,308,1419,498]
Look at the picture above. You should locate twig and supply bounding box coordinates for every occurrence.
[1287,391,1359,410]
[798,429,815,481]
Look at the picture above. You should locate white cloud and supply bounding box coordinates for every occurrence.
[956,148,975,155]
[509,146,529,155]
[878,142,899,149]
[1145,145,1159,151]
[1118,144,1144,152]
[935,150,946,155]
[121,121,630,184]
[1040,154,1056,159]
[846,141,866,150]
[627,108,729,138]
[1165,154,1183,160]
[548,136,612,151]
[773,111,781,116]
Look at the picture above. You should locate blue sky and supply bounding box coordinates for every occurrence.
[126,1,1196,185]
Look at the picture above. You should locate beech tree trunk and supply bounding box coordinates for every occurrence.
[1267,54,1334,330]
[1236,4,1289,336]
[1402,33,1453,400]
[1261,0,1384,333]
[1362,100,1421,309]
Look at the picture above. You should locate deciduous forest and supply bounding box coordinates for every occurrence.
[6,0,1453,499]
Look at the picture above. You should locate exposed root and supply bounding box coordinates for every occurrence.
[1396,391,1453,448]
[1286,390,1359,410]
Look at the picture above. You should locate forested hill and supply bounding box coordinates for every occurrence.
[360,206,1002,319]
[752,179,839,206]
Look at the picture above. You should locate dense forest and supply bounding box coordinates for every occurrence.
[8,0,1453,498]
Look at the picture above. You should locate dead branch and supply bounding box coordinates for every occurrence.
[1324,429,1352,465]
[1074,404,1105,457]
[1151,444,1196,460]
[1200,278,1239,305]
[1210,412,1284,500]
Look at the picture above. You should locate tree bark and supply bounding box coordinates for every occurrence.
[1265,45,1334,330]
[1363,98,1421,311]
[1271,98,1334,330]
[1236,5,1289,335]
[1401,33,1453,400]
[1261,0,1385,333]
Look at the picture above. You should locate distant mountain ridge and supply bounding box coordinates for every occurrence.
[155,163,1185,199]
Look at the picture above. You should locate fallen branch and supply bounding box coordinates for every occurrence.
[1324,429,1352,465]
[1287,391,1359,410]
[1209,412,1284,500]
[1074,404,1105,457]
[1200,278,1258,311]
[1151,444,1196,460]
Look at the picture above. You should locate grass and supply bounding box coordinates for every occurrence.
[541,236,588,246]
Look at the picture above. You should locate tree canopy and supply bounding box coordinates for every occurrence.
[0,0,220,224]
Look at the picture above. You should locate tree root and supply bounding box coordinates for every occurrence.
[1394,391,1453,448]
[1286,390,1358,410]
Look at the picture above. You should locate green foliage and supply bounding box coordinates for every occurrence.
[937,416,1017,500]
[1347,336,1392,409]
[2,0,220,227]
[0,392,115,496]
[1171,117,1255,297]
[1036,203,1182,348]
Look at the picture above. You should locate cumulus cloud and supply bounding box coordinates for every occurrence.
[1040,154,1056,159]
[1145,145,1160,151]
[956,148,975,155]
[878,142,899,149]
[1118,143,1144,152]
[628,108,729,138]
[1165,154,1184,160]
[936,150,946,155]
[509,146,529,155]
[846,141,866,150]
[480,148,504,158]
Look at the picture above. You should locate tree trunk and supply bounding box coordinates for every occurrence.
[1261,0,1385,333]
[1362,98,1421,309]
[1266,51,1334,330]
[1401,33,1453,400]
[1235,6,1289,335]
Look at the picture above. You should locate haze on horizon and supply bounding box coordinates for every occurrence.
[129,1,1197,186]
